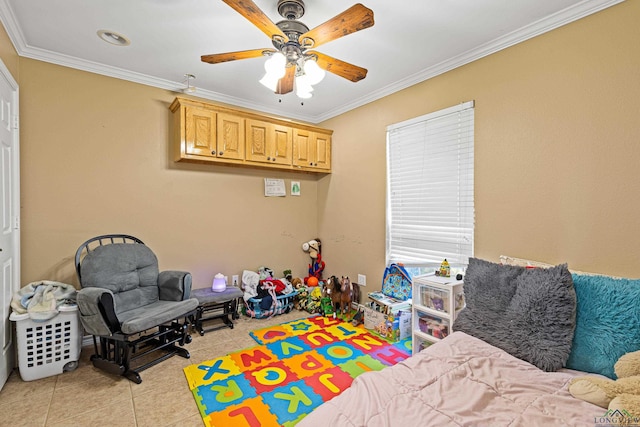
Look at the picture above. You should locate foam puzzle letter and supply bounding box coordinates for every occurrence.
[252,367,286,386]
[352,334,385,350]
[318,373,340,394]
[307,332,336,346]
[273,386,312,413]
[198,359,230,381]
[210,379,243,403]
[300,354,323,371]
[280,340,304,357]
[227,406,261,427]
[239,348,272,370]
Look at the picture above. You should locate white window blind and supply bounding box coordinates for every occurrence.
[386,101,474,267]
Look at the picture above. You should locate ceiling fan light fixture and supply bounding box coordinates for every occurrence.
[260,52,287,91]
[260,74,281,92]
[303,59,325,85]
[295,74,314,99]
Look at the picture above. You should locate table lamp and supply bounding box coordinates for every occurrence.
[212,273,226,292]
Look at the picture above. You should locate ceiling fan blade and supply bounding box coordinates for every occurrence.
[308,51,368,82]
[222,0,289,43]
[201,48,276,64]
[275,65,295,94]
[300,4,374,49]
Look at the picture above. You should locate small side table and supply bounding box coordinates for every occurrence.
[191,286,244,335]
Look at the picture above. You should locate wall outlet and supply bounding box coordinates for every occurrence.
[232,275,239,287]
[358,274,366,286]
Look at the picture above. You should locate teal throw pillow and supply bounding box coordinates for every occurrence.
[565,273,640,378]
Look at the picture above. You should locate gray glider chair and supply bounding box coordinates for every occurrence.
[75,234,199,383]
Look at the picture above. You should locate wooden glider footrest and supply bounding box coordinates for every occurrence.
[191,286,243,335]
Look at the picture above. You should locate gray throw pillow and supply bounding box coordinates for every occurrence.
[453,258,576,372]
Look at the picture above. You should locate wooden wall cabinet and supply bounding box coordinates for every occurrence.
[184,105,216,159]
[293,129,332,171]
[217,113,244,161]
[171,97,331,173]
[246,119,292,166]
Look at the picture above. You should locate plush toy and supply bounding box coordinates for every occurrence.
[569,350,640,418]
[302,239,325,283]
[291,277,307,311]
[306,286,323,314]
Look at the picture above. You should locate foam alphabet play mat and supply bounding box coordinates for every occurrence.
[183,315,411,426]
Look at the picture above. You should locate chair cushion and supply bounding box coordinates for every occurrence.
[118,298,199,334]
[80,243,160,314]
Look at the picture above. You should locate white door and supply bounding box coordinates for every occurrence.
[0,58,19,391]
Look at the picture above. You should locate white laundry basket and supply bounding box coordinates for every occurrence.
[9,304,82,381]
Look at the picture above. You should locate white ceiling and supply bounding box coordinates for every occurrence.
[0,0,623,123]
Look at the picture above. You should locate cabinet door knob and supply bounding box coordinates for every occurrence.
[211,150,216,155]
[267,157,271,161]
[272,158,276,162]
[219,151,224,156]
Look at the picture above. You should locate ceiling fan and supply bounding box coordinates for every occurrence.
[201,0,374,98]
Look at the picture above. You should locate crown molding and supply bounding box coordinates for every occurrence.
[313,0,625,123]
[0,0,624,124]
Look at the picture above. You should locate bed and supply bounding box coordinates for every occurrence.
[298,257,640,426]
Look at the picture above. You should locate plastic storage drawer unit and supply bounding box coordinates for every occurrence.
[9,304,82,381]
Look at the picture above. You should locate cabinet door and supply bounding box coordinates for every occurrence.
[217,113,244,160]
[292,129,313,167]
[246,119,270,163]
[314,133,331,170]
[185,106,216,158]
[293,129,331,169]
[271,124,292,165]
[247,120,293,165]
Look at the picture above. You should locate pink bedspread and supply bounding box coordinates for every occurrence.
[298,332,603,426]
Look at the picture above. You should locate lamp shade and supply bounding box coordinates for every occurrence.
[260,53,286,91]
[295,75,314,99]
[212,273,226,292]
[303,59,325,85]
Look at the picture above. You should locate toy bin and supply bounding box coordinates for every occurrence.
[244,290,298,319]
[9,304,82,381]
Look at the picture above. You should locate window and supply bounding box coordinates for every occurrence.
[386,101,474,273]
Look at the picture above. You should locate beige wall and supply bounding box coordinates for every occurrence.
[2,0,638,292]
[0,21,18,82]
[320,0,640,282]
[17,60,321,288]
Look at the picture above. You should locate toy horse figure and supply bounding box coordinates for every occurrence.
[331,276,360,317]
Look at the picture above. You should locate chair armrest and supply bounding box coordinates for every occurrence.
[76,288,120,336]
[158,271,192,301]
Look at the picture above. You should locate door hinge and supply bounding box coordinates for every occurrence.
[12,115,18,130]
[14,216,19,229]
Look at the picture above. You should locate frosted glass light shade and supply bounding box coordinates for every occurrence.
[212,273,226,292]
[259,53,286,91]
[295,75,314,99]
[303,59,325,85]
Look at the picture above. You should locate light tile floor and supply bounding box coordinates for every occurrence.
[0,310,309,427]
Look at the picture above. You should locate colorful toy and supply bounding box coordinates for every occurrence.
[307,276,319,287]
[291,278,307,311]
[320,297,334,317]
[326,275,360,320]
[302,238,325,283]
[569,350,640,418]
[306,286,323,314]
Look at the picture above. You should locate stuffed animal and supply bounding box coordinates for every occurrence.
[291,278,307,311]
[569,350,640,418]
[302,238,325,282]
